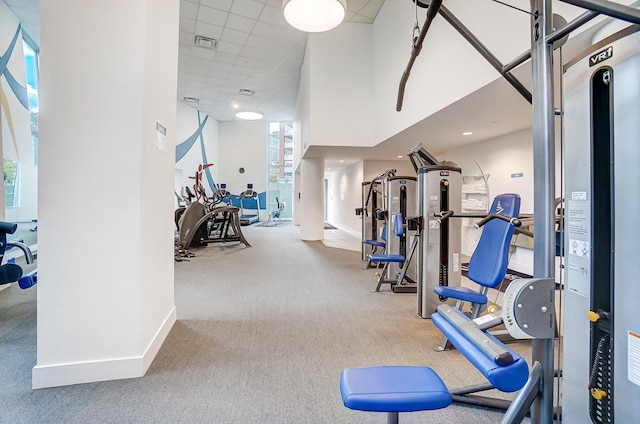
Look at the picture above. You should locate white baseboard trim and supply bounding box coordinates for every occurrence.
[32,306,176,389]
[142,306,177,373]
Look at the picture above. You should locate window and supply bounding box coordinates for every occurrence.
[267,122,294,219]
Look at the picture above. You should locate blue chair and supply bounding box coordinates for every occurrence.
[433,193,521,350]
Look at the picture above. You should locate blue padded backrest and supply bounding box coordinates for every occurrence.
[381,224,387,242]
[467,193,521,288]
[432,309,529,392]
[393,213,404,237]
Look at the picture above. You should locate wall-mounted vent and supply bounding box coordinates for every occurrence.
[239,88,255,96]
[183,97,199,103]
[194,35,218,50]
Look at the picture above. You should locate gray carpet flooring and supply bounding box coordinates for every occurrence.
[0,224,533,423]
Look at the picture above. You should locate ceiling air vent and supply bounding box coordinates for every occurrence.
[194,35,218,50]
[239,88,255,96]
[183,97,199,104]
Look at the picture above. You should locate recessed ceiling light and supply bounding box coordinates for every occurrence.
[462,131,473,136]
[339,160,344,163]
[397,155,404,158]
[327,167,332,170]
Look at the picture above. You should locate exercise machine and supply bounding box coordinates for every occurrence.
[380,1,640,422]
[175,167,251,257]
[407,143,463,317]
[563,20,640,424]
[368,173,418,293]
[239,184,260,226]
[340,277,555,423]
[432,193,522,350]
[0,221,37,290]
[357,178,386,263]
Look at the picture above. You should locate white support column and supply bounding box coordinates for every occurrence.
[34,0,179,388]
[299,158,324,241]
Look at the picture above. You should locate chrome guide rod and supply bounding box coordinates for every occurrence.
[438,5,533,104]
[560,0,640,24]
[396,0,444,111]
[529,0,555,423]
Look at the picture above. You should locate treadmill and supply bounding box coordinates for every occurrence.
[239,184,260,226]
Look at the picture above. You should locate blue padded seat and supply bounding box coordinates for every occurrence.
[434,285,487,305]
[367,214,406,264]
[368,253,405,263]
[364,240,386,248]
[341,366,452,412]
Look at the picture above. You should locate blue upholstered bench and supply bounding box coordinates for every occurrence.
[340,304,530,423]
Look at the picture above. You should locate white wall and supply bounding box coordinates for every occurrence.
[175,101,219,196]
[325,159,418,236]
[363,159,416,181]
[35,0,178,388]
[218,120,268,196]
[304,22,374,151]
[326,161,363,236]
[445,126,563,275]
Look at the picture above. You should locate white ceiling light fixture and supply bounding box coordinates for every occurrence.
[235,108,264,120]
[283,0,347,32]
[235,88,263,120]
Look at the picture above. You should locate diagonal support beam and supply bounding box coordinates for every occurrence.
[438,5,532,104]
[560,0,640,24]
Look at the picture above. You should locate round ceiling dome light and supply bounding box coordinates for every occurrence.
[283,0,347,33]
[235,108,264,120]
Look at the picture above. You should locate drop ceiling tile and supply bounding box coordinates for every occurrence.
[239,45,264,60]
[226,13,257,33]
[200,0,233,12]
[245,34,273,50]
[359,0,384,20]
[259,4,288,27]
[190,46,217,60]
[230,0,265,20]
[180,0,198,18]
[194,21,224,39]
[180,17,196,32]
[179,31,196,47]
[236,56,259,68]
[221,27,250,45]
[211,52,237,66]
[252,21,281,39]
[348,0,369,14]
[216,40,243,55]
[198,5,229,26]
